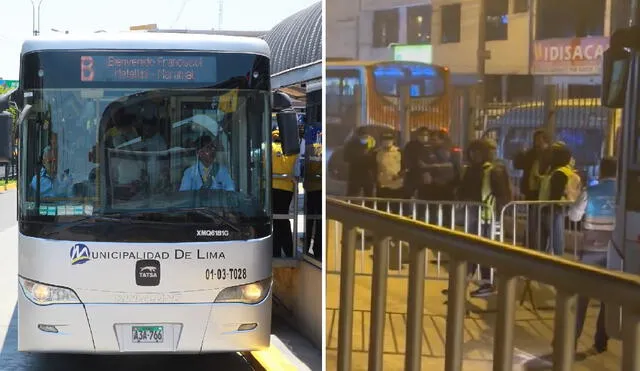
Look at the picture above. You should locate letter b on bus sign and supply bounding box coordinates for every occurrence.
[80,56,95,82]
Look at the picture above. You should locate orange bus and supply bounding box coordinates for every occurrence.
[326,60,451,139]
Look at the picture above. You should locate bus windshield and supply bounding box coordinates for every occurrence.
[19,51,271,242]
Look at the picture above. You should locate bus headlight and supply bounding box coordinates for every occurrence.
[19,277,81,305]
[214,277,272,304]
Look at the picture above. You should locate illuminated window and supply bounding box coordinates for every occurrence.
[407,5,432,44]
[372,9,399,47]
[440,4,461,43]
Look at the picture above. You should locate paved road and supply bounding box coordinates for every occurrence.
[0,190,255,371]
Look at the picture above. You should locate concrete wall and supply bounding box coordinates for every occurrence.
[272,259,322,349]
[431,0,531,75]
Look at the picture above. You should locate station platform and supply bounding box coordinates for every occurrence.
[326,224,623,370]
[249,314,322,370]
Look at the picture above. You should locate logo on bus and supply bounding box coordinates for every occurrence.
[136,260,161,286]
[70,244,91,265]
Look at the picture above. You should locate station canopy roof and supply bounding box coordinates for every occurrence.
[262,2,321,87]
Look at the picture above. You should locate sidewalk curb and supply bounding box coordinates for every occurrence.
[1,183,16,192]
[247,335,311,371]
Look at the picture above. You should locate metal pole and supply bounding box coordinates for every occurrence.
[493,274,517,371]
[367,235,390,371]
[399,84,411,147]
[37,1,43,36]
[31,0,36,36]
[476,0,487,111]
[543,85,557,141]
[337,225,357,371]
[404,243,426,371]
[552,290,577,371]
[621,308,640,371]
[444,258,466,371]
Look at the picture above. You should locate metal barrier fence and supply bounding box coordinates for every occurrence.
[327,196,493,280]
[328,197,583,284]
[272,173,322,263]
[328,197,640,371]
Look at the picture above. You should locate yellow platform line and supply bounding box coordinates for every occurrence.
[247,339,303,371]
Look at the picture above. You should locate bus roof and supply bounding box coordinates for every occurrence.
[21,32,270,57]
[327,60,446,68]
[510,98,603,109]
[327,60,382,67]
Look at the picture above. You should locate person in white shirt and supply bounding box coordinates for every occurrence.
[179,135,234,191]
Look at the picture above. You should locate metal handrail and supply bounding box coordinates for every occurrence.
[327,197,640,371]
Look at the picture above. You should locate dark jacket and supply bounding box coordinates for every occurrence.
[513,147,551,200]
[547,144,573,201]
[459,142,511,210]
[344,137,376,180]
[402,140,436,186]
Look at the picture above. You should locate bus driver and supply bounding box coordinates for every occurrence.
[179,135,235,191]
[30,145,74,198]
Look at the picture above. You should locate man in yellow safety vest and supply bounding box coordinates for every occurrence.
[538,141,581,256]
[443,139,510,298]
[271,130,299,258]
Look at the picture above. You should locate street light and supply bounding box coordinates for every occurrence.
[51,28,69,34]
[30,0,44,36]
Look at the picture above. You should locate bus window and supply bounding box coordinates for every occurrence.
[372,63,445,98]
[326,69,362,148]
[326,69,361,119]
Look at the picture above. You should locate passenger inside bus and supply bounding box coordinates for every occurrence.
[30,145,74,198]
[179,135,235,191]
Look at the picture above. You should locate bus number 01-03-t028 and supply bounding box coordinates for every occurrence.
[205,268,247,280]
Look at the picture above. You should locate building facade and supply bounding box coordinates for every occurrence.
[326,0,633,101]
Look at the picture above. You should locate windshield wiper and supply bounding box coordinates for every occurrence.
[165,207,242,233]
[42,215,125,237]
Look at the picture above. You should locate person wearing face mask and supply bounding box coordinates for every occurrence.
[179,135,234,191]
[402,127,436,203]
[375,132,403,211]
[343,126,376,197]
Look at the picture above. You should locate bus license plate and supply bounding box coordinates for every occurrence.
[131,326,164,343]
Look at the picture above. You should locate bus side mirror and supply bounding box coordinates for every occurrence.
[601,47,631,108]
[0,112,13,163]
[272,90,293,111]
[276,110,300,156]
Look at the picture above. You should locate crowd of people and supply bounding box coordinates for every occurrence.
[341,125,616,354]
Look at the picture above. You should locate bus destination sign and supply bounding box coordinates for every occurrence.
[80,55,217,83]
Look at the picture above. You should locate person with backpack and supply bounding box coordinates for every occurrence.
[567,157,616,354]
[538,141,582,257]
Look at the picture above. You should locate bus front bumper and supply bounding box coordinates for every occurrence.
[17,291,272,353]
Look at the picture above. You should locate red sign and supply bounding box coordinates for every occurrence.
[532,36,609,75]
